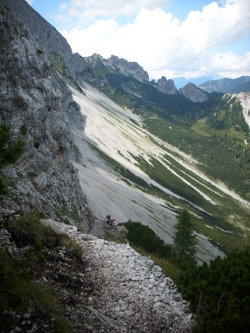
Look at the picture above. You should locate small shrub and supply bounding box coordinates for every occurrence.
[58,232,83,263]
[0,123,25,167]
[6,212,59,249]
[0,248,34,313]
[36,49,44,55]
[123,221,175,260]
[0,248,70,332]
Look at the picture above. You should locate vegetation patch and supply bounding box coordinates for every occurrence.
[178,247,250,333]
[121,217,250,332]
[0,212,82,332]
[0,247,70,332]
[191,119,247,143]
[121,220,176,262]
[0,123,25,195]
[142,103,250,203]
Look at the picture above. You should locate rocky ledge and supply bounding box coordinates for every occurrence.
[40,219,194,332]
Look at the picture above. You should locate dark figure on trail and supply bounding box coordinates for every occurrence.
[105,215,117,229]
[105,215,111,225]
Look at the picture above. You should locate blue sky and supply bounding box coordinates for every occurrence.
[26,0,250,80]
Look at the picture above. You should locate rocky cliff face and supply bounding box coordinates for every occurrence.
[0,1,92,230]
[5,0,89,83]
[109,55,149,82]
[154,76,177,95]
[179,83,209,102]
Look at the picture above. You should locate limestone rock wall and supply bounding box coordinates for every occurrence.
[109,55,149,82]
[5,0,89,80]
[0,1,92,230]
[179,82,209,102]
[155,76,177,94]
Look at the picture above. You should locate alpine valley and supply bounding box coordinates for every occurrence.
[1,0,250,266]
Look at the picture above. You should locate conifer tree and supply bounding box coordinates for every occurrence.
[173,209,197,267]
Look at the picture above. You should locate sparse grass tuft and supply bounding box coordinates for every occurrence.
[58,232,83,263]
[6,211,59,249]
[0,212,87,332]
[103,224,127,243]
[0,247,71,332]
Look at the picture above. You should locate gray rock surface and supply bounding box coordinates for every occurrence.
[109,55,149,82]
[42,219,195,332]
[85,53,150,83]
[0,0,92,230]
[155,76,177,94]
[0,218,194,332]
[179,83,209,102]
[5,0,89,80]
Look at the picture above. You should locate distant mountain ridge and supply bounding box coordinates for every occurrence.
[173,76,213,89]
[153,76,177,95]
[83,53,210,103]
[199,76,250,93]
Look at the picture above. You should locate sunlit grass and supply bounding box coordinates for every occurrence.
[191,119,246,143]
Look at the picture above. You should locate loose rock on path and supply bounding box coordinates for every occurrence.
[41,219,194,332]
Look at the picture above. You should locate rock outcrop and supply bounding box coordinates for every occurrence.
[5,0,89,80]
[0,1,92,230]
[154,76,177,95]
[109,55,149,82]
[179,82,209,102]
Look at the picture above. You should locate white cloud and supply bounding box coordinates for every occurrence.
[61,19,120,57]
[58,0,168,27]
[25,0,34,4]
[212,51,250,78]
[60,0,250,79]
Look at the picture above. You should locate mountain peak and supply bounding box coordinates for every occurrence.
[179,82,209,102]
[108,55,149,82]
[154,76,177,94]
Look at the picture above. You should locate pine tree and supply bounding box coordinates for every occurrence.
[173,209,197,267]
